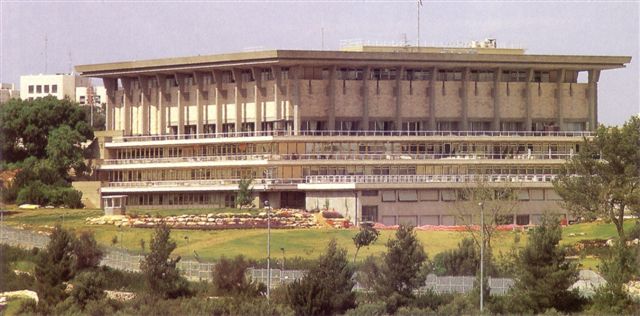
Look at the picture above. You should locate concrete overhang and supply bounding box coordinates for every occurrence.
[76,49,631,78]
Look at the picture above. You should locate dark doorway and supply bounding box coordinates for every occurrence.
[280,191,306,209]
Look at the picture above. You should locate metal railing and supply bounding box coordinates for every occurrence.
[102,152,573,165]
[105,174,557,188]
[304,174,558,184]
[111,130,593,143]
[106,178,305,188]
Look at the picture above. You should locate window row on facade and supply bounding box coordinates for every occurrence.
[27,84,58,94]
[104,164,561,182]
[110,141,580,160]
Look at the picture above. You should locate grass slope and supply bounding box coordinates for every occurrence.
[2,207,636,267]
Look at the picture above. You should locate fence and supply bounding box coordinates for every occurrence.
[0,224,514,294]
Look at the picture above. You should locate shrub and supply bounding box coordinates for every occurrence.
[344,302,386,316]
[211,255,263,297]
[16,181,48,205]
[432,238,479,276]
[62,188,83,208]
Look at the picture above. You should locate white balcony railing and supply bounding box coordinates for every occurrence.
[102,153,574,165]
[304,174,558,184]
[110,130,593,143]
[106,174,557,188]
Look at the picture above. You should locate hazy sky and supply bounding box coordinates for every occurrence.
[1,1,638,125]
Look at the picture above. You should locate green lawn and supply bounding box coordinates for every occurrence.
[2,207,636,266]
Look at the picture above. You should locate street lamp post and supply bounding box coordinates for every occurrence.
[264,200,271,300]
[478,201,485,313]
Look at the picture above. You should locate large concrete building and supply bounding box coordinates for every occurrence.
[75,42,630,226]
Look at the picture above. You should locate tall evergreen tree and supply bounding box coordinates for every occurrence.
[140,223,190,299]
[374,224,427,313]
[509,215,582,314]
[34,225,77,306]
[287,239,355,316]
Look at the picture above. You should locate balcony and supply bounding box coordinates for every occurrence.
[104,174,558,190]
[102,152,574,166]
[110,130,593,143]
[304,174,558,184]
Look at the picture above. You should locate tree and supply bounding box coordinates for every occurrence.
[433,238,480,276]
[554,116,640,239]
[212,255,262,297]
[140,223,190,299]
[374,224,427,313]
[46,124,87,174]
[235,177,254,208]
[590,240,639,314]
[453,177,519,253]
[0,96,93,162]
[352,225,379,263]
[73,231,104,272]
[34,224,77,306]
[287,239,356,316]
[508,215,583,314]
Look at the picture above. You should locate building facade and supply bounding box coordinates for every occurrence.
[19,74,91,101]
[0,83,20,104]
[76,45,630,226]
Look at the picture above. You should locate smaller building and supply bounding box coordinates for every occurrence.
[76,86,107,107]
[0,83,19,104]
[19,73,91,101]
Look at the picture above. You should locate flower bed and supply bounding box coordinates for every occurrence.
[86,209,317,230]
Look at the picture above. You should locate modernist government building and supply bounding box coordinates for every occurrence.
[76,40,630,226]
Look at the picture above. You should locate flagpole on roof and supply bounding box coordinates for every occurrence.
[417,0,423,47]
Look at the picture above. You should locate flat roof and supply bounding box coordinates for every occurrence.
[76,48,631,78]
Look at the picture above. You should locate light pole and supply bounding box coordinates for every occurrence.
[478,201,484,313]
[264,199,271,300]
[280,247,286,271]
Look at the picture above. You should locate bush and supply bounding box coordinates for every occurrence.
[344,302,387,316]
[16,181,48,205]
[211,255,263,297]
[61,188,83,208]
[432,238,479,276]
[410,289,455,311]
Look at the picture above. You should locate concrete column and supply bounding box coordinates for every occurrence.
[429,67,438,130]
[121,77,132,136]
[493,68,503,131]
[231,69,244,132]
[271,66,283,130]
[155,75,166,135]
[362,67,370,130]
[252,68,263,132]
[138,76,150,135]
[395,66,404,130]
[292,66,301,135]
[588,69,600,131]
[194,72,204,135]
[327,66,337,131]
[102,78,117,131]
[525,69,534,131]
[174,74,186,135]
[556,69,566,130]
[461,68,470,131]
[212,70,224,133]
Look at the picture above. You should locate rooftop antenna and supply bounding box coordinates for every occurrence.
[68,51,73,74]
[417,0,423,46]
[44,34,48,73]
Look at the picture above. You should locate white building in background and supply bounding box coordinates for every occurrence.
[0,83,19,104]
[19,73,92,101]
[76,86,107,107]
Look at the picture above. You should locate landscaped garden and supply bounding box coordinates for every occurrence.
[2,206,637,269]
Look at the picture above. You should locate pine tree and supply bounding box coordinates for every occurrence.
[509,215,582,314]
[140,223,190,299]
[287,239,355,315]
[374,224,427,313]
[34,224,77,307]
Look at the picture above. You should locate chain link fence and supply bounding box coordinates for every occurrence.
[1,224,514,293]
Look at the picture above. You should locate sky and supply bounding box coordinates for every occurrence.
[1,1,638,125]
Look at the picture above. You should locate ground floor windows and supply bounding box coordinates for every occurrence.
[361,206,378,222]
